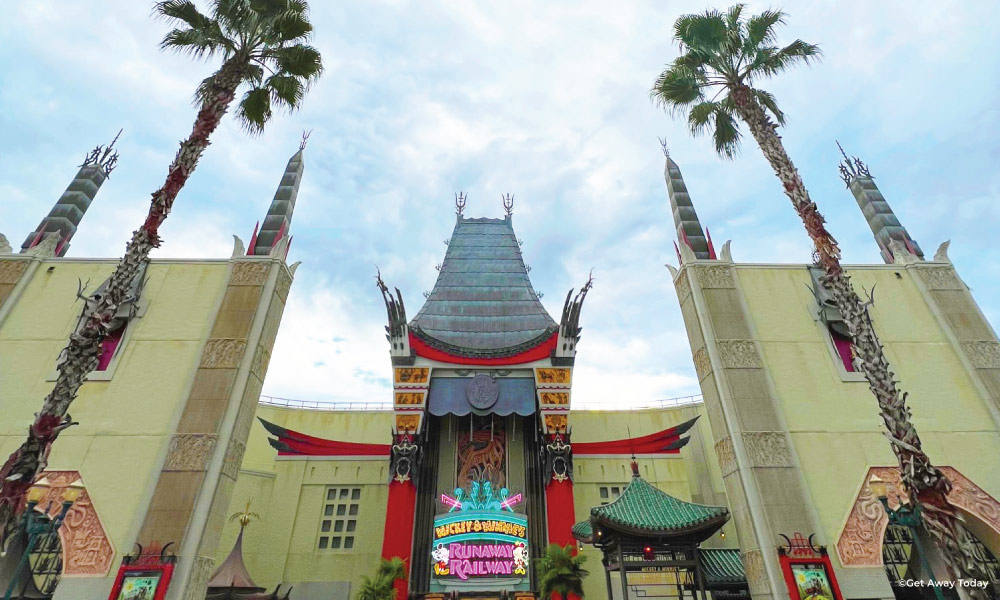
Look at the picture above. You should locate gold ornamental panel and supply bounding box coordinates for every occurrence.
[394,391,426,406]
[394,367,430,385]
[539,391,570,406]
[534,368,571,385]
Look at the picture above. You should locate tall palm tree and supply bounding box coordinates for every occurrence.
[538,544,589,600]
[651,4,989,591]
[356,557,407,600]
[0,0,322,540]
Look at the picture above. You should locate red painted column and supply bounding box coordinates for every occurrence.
[381,479,417,599]
[545,478,582,600]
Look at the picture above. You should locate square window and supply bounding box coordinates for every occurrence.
[337,505,346,516]
[319,537,328,549]
[327,489,336,501]
[325,505,334,516]
[352,489,361,500]
[599,488,609,499]
[331,537,341,549]
[321,520,331,533]
[345,537,354,549]
[349,505,359,516]
[347,520,356,532]
[335,521,344,532]
[340,489,349,499]
[611,487,620,496]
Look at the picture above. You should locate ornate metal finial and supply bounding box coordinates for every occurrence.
[229,498,261,529]
[83,129,123,176]
[658,136,669,157]
[502,193,514,217]
[836,140,872,187]
[376,267,407,339]
[455,192,467,216]
[299,129,312,150]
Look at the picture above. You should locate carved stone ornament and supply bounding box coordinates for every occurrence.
[33,471,114,576]
[200,338,247,369]
[250,343,271,379]
[275,267,293,303]
[535,368,571,385]
[184,555,216,600]
[466,373,500,410]
[389,435,422,484]
[960,341,1000,369]
[692,346,712,380]
[221,438,246,481]
[717,340,762,369]
[674,271,692,303]
[539,391,569,406]
[394,391,425,406]
[229,261,270,286]
[394,367,430,385]
[714,436,737,476]
[695,265,735,289]
[0,259,28,284]
[916,266,963,290]
[543,434,573,483]
[163,433,218,471]
[836,466,1000,567]
[742,432,793,467]
[395,413,421,434]
[741,549,768,595]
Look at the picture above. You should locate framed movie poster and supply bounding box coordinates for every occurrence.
[778,554,844,600]
[108,564,174,600]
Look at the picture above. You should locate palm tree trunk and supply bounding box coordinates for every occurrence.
[0,58,246,541]
[732,85,991,594]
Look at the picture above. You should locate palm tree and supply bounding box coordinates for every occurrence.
[0,0,322,540]
[651,4,989,591]
[356,557,407,600]
[538,544,589,600]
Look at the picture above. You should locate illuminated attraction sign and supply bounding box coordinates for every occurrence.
[431,480,529,588]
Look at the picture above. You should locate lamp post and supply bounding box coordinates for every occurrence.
[869,475,945,600]
[3,477,82,600]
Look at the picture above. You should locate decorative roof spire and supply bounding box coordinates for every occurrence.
[455,191,467,219]
[20,131,122,257]
[660,141,714,260]
[502,193,514,218]
[836,141,923,263]
[206,500,265,593]
[247,142,305,258]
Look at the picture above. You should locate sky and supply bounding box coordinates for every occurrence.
[2,1,999,407]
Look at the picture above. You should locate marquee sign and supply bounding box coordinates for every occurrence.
[431,480,529,587]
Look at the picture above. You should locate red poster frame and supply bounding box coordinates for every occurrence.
[778,552,844,600]
[107,562,175,600]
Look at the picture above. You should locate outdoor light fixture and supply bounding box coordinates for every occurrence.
[720,531,726,540]
[3,477,84,600]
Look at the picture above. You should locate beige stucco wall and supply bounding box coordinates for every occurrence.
[735,264,1000,556]
[220,403,740,599]
[0,258,230,588]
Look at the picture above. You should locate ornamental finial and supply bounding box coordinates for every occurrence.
[502,193,514,217]
[229,498,261,529]
[299,129,312,150]
[82,129,123,176]
[836,140,872,187]
[658,136,669,158]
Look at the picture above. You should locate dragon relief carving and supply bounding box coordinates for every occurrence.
[543,434,573,483]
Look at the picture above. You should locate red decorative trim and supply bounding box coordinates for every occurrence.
[246,221,259,255]
[573,417,697,455]
[409,331,558,365]
[778,551,844,600]
[108,562,174,600]
[259,418,391,457]
[546,479,577,548]
[381,480,416,600]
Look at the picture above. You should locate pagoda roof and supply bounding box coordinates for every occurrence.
[574,471,728,541]
[699,549,746,587]
[207,529,265,594]
[409,216,557,358]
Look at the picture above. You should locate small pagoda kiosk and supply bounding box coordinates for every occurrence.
[572,461,747,600]
[206,503,292,600]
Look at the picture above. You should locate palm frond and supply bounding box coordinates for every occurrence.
[236,86,273,135]
[160,27,225,58]
[651,66,705,114]
[752,88,785,125]
[744,39,821,81]
[712,107,742,160]
[154,0,213,29]
[745,8,785,49]
[674,10,728,55]
[273,10,313,42]
[268,44,323,80]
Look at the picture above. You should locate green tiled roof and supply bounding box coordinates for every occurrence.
[571,520,593,542]
[410,216,557,356]
[591,476,728,536]
[699,549,746,586]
